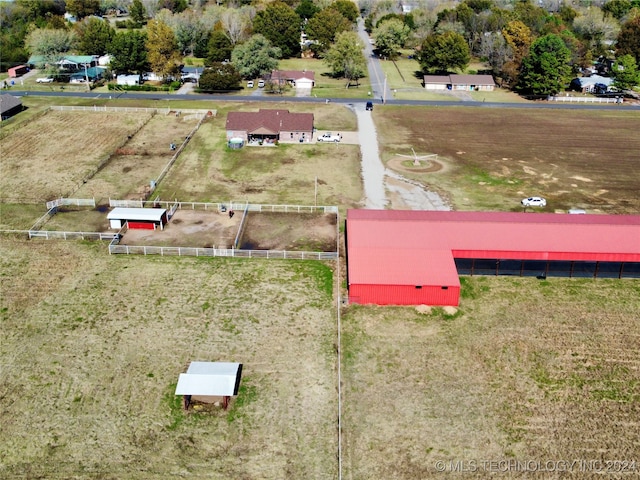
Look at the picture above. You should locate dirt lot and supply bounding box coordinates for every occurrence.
[0,110,152,202]
[342,276,640,478]
[376,107,640,213]
[120,209,338,251]
[0,236,338,478]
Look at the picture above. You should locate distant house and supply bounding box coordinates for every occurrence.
[423,74,495,91]
[0,94,23,121]
[116,74,141,86]
[225,109,314,145]
[569,75,613,93]
[270,70,315,95]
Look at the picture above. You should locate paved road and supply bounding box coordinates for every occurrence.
[357,18,393,104]
[7,88,638,111]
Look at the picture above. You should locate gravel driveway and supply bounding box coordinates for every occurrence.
[351,103,450,211]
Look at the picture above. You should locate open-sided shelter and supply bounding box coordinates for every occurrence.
[107,207,167,230]
[175,362,243,410]
[346,210,640,306]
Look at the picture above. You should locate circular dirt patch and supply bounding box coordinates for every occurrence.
[387,156,445,174]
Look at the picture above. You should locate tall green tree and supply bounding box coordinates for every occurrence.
[612,53,640,89]
[231,34,281,79]
[373,18,410,60]
[74,17,115,55]
[129,0,147,27]
[146,20,181,80]
[296,0,320,20]
[517,34,572,95]
[65,0,101,19]
[329,0,359,23]
[25,28,77,67]
[253,1,301,58]
[109,29,148,73]
[417,31,470,73]
[617,16,640,63]
[174,9,210,57]
[305,8,351,56]
[324,31,366,86]
[206,29,233,64]
[198,62,241,90]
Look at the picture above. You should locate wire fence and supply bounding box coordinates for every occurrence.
[50,105,217,116]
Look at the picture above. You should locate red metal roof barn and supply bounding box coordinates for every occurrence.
[107,207,167,230]
[346,210,640,306]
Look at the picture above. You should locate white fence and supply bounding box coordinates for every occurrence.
[50,105,217,116]
[108,244,337,260]
[46,198,96,209]
[29,230,118,240]
[108,199,339,214]
[549,96,623,104]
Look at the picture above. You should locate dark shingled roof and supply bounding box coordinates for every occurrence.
[225,109,314,134]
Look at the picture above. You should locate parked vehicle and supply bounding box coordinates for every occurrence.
[521,196,547,207]
[258,79,265,88]
[36,77,54,83]
[247,80,254,88]
[317,132,342,142]
[366,101,373,111]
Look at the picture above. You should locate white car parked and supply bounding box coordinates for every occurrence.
[247,80,254,88]
[521,196,547,207]
[317,132,342,142]
[36,77,54,83]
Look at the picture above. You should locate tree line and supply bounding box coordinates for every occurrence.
[1,0,639,94]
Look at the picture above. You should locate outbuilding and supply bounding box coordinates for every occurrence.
[346,210,640,307]
[107,207,167,230]
[175,362,243,410]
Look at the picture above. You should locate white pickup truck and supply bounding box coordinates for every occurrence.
[317,132,342,142]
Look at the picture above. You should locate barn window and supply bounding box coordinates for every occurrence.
[415,285,422,289]
[441,286,448,290]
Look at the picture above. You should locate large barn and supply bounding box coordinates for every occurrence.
[346,210,640,306]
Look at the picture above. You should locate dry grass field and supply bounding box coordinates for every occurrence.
[155,102,363,210]
[73,113,202,202]
[0,236,337,479]
[376,106,640,214]
[342,277,640,478]
[0,110,153,202]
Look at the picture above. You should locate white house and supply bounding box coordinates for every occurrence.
[116,74,141,86]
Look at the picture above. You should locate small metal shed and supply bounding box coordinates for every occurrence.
[107,207,167,230]
[175,362,243,410]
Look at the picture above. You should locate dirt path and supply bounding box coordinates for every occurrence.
[352,104,451,211]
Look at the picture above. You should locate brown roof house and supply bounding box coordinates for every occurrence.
[226,109,314,146]
[423,74,495,91]
[270,70,315,96]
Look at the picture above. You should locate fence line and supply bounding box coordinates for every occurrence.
[108,199,338,214]
[108,244,337,260]
[153,112,208,189]
[50,105,217,116]
[29,206,57,232]
[46,198,96,209]
[28,230,118,240]
[233,203,250,248]
[549,96,623,104]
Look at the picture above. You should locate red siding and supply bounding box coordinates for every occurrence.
[127,221,156,230]
[349,284,460,306]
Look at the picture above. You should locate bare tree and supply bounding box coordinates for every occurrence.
[221,9,250,45]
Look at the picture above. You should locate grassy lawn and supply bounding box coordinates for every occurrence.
[0,237,338,478]
[155,101,363,211]
[342,276,640,478]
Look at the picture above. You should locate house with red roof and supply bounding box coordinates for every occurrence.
[225,109,314,145]
[346,210,640,307]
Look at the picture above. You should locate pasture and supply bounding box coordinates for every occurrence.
[0,236,338,478]
[342,277,640,478]
[376,106,640,213]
